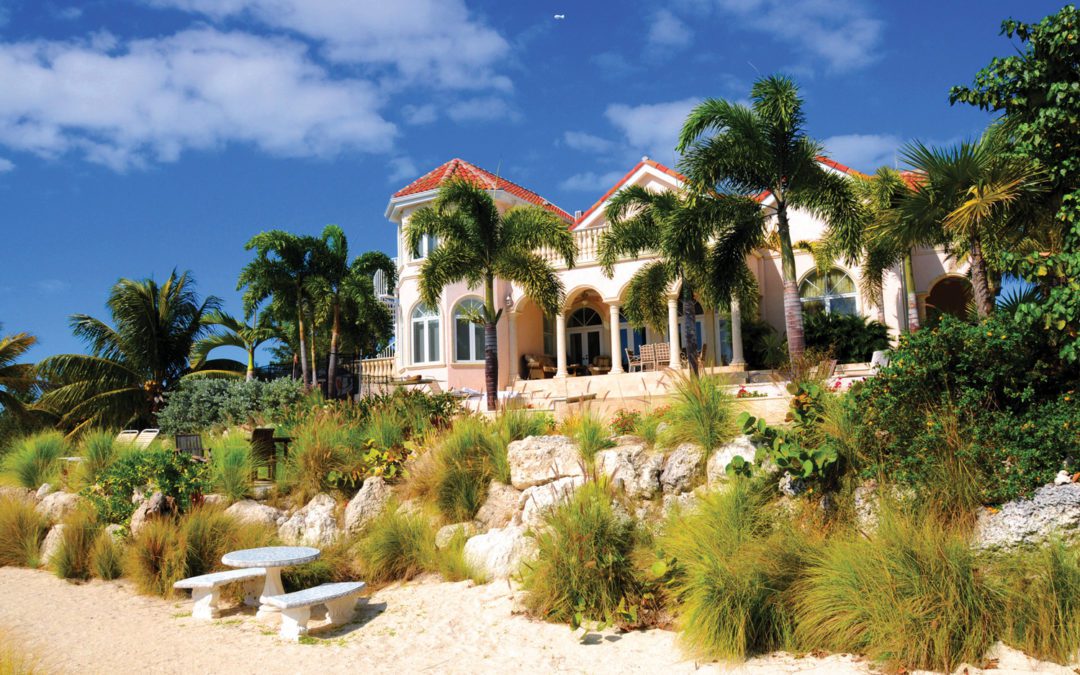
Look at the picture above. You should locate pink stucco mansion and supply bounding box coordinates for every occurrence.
[372,156,969,398]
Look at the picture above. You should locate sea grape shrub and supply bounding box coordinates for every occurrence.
[157,377,305,434]
[84,449,211,525]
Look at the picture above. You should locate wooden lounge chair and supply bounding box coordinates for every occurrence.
[174,433,208,461]
[624,347,642,373]
[133,428,160,449]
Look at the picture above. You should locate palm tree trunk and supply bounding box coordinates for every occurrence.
[680,281,699,374]
[246,347,255,381]
[309,317,318,390]
[292,352,299,380]
[970,237,995,318]
[327,303,341,399]
[903,253,920,332]
[484,279,498,412]
[297,308,309,387]
[777,206,805,359]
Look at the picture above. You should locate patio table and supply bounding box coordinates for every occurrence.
[221,546,320,619]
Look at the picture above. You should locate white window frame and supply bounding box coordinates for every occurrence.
[453,299,486,363]
[799,268,858,315]
[410,303,441,364]
[412,233,438,261]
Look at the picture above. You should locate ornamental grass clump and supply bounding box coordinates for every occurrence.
[179,505,273,579]
[52,507,102,580]
[210,433,261,502]
[89,529,124,580]
[124,518,184,596]
[282,410,365,502]
[520,481,641,628]
[493,409,554,445]
[660,480,809,661]
[355,504,435,584]
[0,495,48,567]
[659,373,736,455]
[431,416,507,522]
[1,431,67,489]
[75,430,119,488]
[561,410,615,465]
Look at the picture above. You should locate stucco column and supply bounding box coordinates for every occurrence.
[507,310,519,384]
[608,302,624,375]
[667,296,680,369]
[555,311,568,378]
[730,298,746,366]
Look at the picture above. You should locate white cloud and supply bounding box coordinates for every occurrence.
[604,98,699,162]
[562,131,615,154]
[52,6,84,20]
[446,96,517,123]
[559,170,625,192]
[145,0,512,91]
[822,133,903,172]
[402,103,437,125]
[0,29,396,170]
[0,157,13,172]
[35,279,70,294]
[387,156,418,184]
[647,10,693,50]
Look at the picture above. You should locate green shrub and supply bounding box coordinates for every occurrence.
[89,530,124,580]
[156,377,305,435]
[521,481,640,628]
[209,433,260,502]
[178,506,273,578]
[124,518,184,596]
[742,318,787,370]
[75,430,119,488]
[659,373,736,454]
[609,409,641,436]
[0,495,48,567]
[794,507,999,672]
[803,309,889,363]
[356,504,435,584]
[83,448,211,525]
[365,410,405,453]
[431,416,507,522]
[561,410,615,464]
[994,540,1080,664]
[660,481,807,661]
[52,508,101,580]
[282,409,367,502]
[1,431,67,489]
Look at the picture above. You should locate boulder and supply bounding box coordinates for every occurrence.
[202,494,228,507]
[278,493,340,547]
[435,522,479,550]
[463,525,536,580]
[105,524,126,541]
[35,483,54,500]
[612,434,646,446]
[475,481,521,530]
[344,477,392,535]
[976,483,1080,550]
[224,499,285,529]
[130,491,172,536]
[660,444,704,495]
[706,436,758,485]
[519,476,585,526]
[594,443,662,499]
[506,435,585,489]
[661,489,702,518]
[40,524,66,566]
[35,491,83,523]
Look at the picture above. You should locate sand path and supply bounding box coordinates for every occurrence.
[0,567,1071,674]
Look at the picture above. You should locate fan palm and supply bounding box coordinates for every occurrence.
[0,326,38,416]
[677,75,862,359]
[598,186,763,373]
[238,231,318,387]
[190,310,277,381]
[405,178,576,411]
[37,271,219,434]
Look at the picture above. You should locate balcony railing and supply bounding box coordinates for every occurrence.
[537,224,654,268]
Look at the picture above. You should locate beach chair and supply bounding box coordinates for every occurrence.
[133,428,159,449]
[115,430,139,445]
[174,433,208,461]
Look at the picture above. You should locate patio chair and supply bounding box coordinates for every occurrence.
[654,342,671,369]
[174,433,208,462]
[250,428,290,482]
[638,344,656,371]
[134,428,160,449]
[524,354,557,380]
[624,347,642,373]
[588,355,612,376]
[115,430,139,445]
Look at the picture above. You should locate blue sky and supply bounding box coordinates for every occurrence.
[0,0,1064,361]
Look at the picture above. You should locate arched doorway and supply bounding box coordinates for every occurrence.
[925,276,973,325]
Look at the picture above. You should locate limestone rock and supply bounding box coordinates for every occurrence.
[435,522,479,550]
[612,434,645,446]
[105,524,126,541]
[661,489,702,518]
[224,499,285,529]
[130,491,171,536]
[778,472,806,497]
[660,444,704,495]
[976,482,1080,550]
[594,443,662,499]
[475,481,521,530]
[278,493,340,547]
[35,483,54,500]
[463,525,536,580]
[41,524,66,567]
[706,436,758,485]
[35,491,83,523]
[202,494,228,507]
[344,477,392,535]
[1055,470,1072,486]
[519,476,584,526]
[507,435,585,489]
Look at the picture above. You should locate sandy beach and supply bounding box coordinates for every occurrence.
[0,567,1073,675]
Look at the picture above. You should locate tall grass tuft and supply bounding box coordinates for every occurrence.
[995,540,1080,664]
[75,430,119,488]
[365,410,405,453]
[561,409,615,464]
[210,433,261,502]
[0,496,48,567]
[52,508,102,580]
[356,504,435,584]
[124,518,185,596]
[432,527,484,583]
[1,431,68,489]
[89,529,124,580]
[633,406,667,447]
[793,506,1000,672]
[659,373,736,454]
[179,506,274,578]
[494,409,554,445]
[283,536,361,591]
[282,410,365,502]
[0,629,39,675]
[521,481,640,626]
[661,480,808,661]
[431,416,507,522]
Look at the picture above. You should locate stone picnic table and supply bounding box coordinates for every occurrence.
[221,546,320,619]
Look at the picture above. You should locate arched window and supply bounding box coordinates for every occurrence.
[410,303,440,364]
[799,268,857,315]
[568,307,602,327]
[454,299,486,362]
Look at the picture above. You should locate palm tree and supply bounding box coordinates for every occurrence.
[599,186,763,373]
[405,178,576,411]
[238,231,318,386]
[37,271,219,433]
[894,129,1045,317]
[307,225,396,398]
[0,325,38,416]
[677,75,862,359]
[190,310,277,380]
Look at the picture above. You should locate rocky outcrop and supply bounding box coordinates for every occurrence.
[278,493,340,547]
[224,499,285,529]
[706,436,758,485]
[435,522,479,550]
[507,435,585,490]
[35,483,54,500]
[41,524,66,566]
[976,483,1080,550]
[660,444,704,495]
[594,443,663,499]
[130,491,172,536]
[463,525,536,580]
[519,476,584,526]
[35,491,83,523]
[475,481,521,530]
[344,477,392,535]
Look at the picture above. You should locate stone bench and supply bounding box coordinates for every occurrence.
[263,581,367,641]
[173,568,266,620]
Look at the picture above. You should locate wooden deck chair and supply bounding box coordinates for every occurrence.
[116,430,139,445]
[134,428,160,449]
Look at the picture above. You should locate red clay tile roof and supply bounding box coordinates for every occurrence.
[392,158,572,221]
[816,156,869,178]
[572,158,686,229]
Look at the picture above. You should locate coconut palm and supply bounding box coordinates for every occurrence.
[0,325,38,416]
[405,178,576,411]
[599,186,763,373]
[37,271,219,434]
[189,310,277,381]
[238,231,318,386]
[677,75,862,359]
